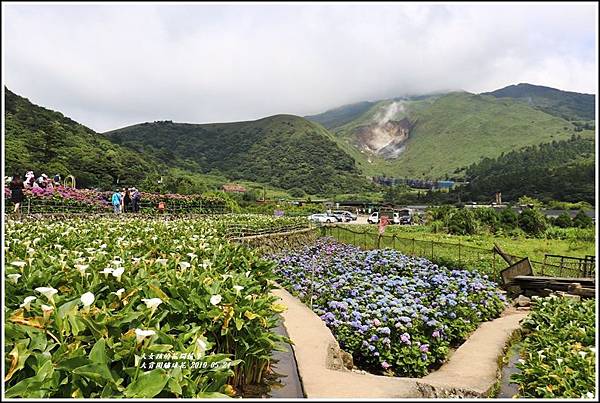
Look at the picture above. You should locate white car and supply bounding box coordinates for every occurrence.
[368,212,401,224]
[308,213,337,223]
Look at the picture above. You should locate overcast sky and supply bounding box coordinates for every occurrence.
[2,2,598,132]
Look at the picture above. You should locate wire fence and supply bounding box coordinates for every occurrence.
[321,225,595,282]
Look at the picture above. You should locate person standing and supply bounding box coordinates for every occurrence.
[111,189,122,214]
[131,187,141,213]
[9,174,26,215]
[123,188,132,213]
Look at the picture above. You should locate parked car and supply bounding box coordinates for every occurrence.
[308,213,337,223]
[367,212,379,224]
[397,208,413,225]
[369,209,402,224]
[331,211,354,222]
[332,210,358,221]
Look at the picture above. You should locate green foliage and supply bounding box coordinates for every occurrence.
[106,115,373,196]
[464,136,595,203]
[288,187,306,198]
[511,296,595,398]
[572,210,593,229]
[472,208,500,233]
[499,208,519,230]
[518,208,548,236]
[518,196,544,208]
[553,213,573,228]
[447,208,477,235]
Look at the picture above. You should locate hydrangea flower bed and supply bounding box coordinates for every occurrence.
[271,238,507,377]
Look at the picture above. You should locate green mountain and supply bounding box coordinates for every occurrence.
[482,83,595,121]
[104,115,371,195]
[4,88,159,189]
[463,135,595,203]
[308,90,594,179]
[305,101,375,129]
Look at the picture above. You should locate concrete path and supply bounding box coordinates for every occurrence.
[272,287,527,398]
[418,312,527,397]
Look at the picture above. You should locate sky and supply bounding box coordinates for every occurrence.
[2,2,598,132]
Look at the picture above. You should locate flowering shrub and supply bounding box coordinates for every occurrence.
[5,185,111,210]
[511,296,596,398]
[270,238,506,377]
[4,186,232,213]
[4,217,287,397]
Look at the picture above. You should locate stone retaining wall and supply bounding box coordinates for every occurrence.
[230,227,319,254]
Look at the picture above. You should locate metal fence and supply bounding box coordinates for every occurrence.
[321,225,594,281]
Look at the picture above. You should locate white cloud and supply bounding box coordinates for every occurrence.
[2,2,597,132]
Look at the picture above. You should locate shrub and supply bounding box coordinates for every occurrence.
[572,210,593,229]
[553,213,573,228]
[447,208,478,235]
[499,208,519,230]
[473,208,500,233]
[518,208,547,236]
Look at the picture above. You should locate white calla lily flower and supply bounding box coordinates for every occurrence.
[210,294,222,306]
[99,267,114,277]
[11,261,26,268]
[112,267,125,281]
[156,258,168,266]
[75,264,89,275]
[135,328,156,344]
[114,288,125,299]
[80,292,95,307]
[35,287,58,302]
[233,285,244,292]
[142,298,163,310]
[8,273,21,284]
[41,304,54,320]
[20,296,36,310]
[179,261,191,270]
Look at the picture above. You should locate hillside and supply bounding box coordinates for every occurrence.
[305,101,375,129]
[483,83,595,121]
[463,135,595,203]
[4,88,160,189]
[105,115,372,195]
[310,91,592,179]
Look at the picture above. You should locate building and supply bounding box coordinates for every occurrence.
[222,183,246,193]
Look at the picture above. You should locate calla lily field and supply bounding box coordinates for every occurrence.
[4,216,291,397]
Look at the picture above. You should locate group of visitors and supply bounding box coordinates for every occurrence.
[7,171,62,215]
[111,187,141,214]
[22,171,61,189]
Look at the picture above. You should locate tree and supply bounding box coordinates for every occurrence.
[448,208,477,235]
[499,208,519,230]
[572,209,593,228]
[473,207,500,233]
[518,208,547,236]
[518,195,543,208]
[553,212,572,228]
